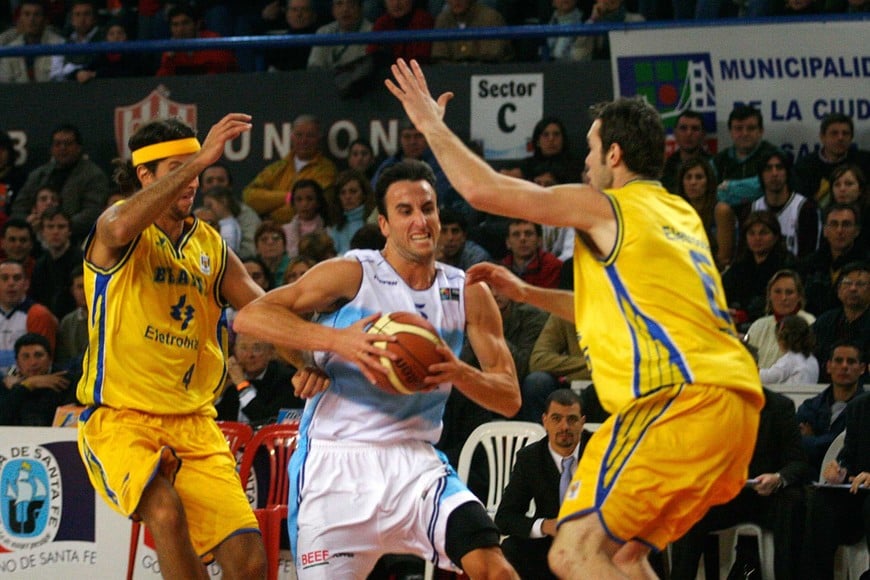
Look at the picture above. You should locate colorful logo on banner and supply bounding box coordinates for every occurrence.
[114,85,198,161]
[616,53,718,152]
[0,441,95,552]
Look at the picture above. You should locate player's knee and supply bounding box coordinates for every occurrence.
[138,480,186,535]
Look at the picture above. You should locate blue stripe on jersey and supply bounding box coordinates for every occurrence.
[604,265,692,397]
[91,272,111,405]
[287,390,324,559]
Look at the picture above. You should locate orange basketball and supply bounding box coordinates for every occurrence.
[366,312,447,395]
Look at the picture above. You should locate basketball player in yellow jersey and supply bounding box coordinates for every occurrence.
[387,59,765,578]
[75,114,269,579]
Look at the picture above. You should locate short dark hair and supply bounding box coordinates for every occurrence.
[591,97,665,180]
[115,117,196,194]
[40,206,71,224]
[52,123,83,146]
[349,223,386,251]
[676,110,704,126]
[203,162,233,185]
[507,219,542,238]
[728,105,764,130]
[823,202,861,228]
[820,112,853,136]
[757,150,792,189]
[374,159,437,217]
[15,332,51,359]
[829,340,864,363]
[1,218,34,239]
[439,207,467,233]
[838,261,870,290]
[544,388,582,415]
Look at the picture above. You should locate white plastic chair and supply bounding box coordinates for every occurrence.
[712,523,775,580]
[819,431,870,580]
[423,420,546,580]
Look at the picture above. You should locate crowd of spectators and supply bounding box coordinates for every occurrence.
[1,0,867,83]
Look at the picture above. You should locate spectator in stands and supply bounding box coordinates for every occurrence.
[437,207,491,270]
[571,0,644,61]
[282,178,329,258]
[254,221,290,287]
[345,138,378,180]
[670,387,812,580]
[242,255,272,292]
[299,229,338,262]
[56,266,86,370]
[661,111,711,195]
[502,219,562,289]
[723,211,796,326]
[308,0,373,69]
[800,203,868,316]
[544,0,582,61]
[521,269,591,423]
[530,170,574,262]
[156,3,237,76]
[199,163,261,258]
[328,169,375,255]
[0,260,57,375]
[76,18,153,81]
[0,0,65,83]
[367,0,434,64]
[794,113,870,206]
[262,0,319,71]
[0,129,26,214]
[11,123,110,241]
[215,333,302,425]
[812,261,870,382]
[0,332,71,426]
[283,254,317,284]
[802,389,870,580]
[0,218,37,279]
[727,150,820,259]
[797,340,866,473]
[502,116,581,183]
[244,114,337,223]
[50,0,103,82]
[759,315,819,385]
[431,0,512,63]
[677,158,721,266]
[495,388,591,580]
[30,207,81,319]
[713,105,781,208]
[746,269,816,369]
[829,163,869,250]
[462,283,548,385]
[202,186,243,254]
[26,186,59,241]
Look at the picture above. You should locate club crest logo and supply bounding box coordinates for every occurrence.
[114,85,198,160]
[616,53,718,154]
[0,446,62,551]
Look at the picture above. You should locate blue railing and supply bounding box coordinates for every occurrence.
[0,13,865,59]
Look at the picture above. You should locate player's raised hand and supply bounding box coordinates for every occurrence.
[466,262,528,304]
[333,312,398,386]
[199,113,252,166]
[385,59,453,134]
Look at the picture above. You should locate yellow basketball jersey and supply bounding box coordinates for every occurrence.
[573,180,762,413]
[77,217,229,416]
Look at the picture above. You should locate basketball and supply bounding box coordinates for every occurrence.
[366,312,446,395]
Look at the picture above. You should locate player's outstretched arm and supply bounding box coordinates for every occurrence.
[96,113,252,252]
[385,59,614,234]
[466,262,574,323]
[425,281,520,417]
[233,257,397,386]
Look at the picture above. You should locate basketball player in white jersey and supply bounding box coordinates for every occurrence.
[235,160,521,579]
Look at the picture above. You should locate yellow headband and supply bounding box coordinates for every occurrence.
[131,138,201,166]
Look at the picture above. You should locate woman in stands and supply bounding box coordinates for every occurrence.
[677,158,721,265]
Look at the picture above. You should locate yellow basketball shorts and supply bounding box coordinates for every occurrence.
[77,407,259,557]
[558,383,761,550]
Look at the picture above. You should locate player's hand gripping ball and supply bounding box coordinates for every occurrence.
[365,312,447,394]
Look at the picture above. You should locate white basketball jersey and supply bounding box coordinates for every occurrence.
[751,192,815,256]
[306,250,467,444]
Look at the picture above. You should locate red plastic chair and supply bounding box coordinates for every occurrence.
[126,421,254,580]
[237,423,299,580]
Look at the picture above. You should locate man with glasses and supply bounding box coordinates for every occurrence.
[812,261,870,383]
[11,124,110,241]
[800,204,868,315]
[495,388,592,580]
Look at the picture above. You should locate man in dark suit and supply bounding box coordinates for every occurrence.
[216,333,303,425]
[670,388,813,580]
[495,388,591,580]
